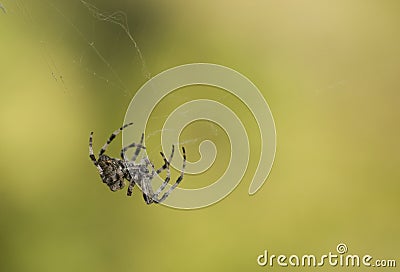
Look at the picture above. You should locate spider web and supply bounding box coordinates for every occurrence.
[3,0,150,96]
[3,0,231,192]
[79,0,150,80]
[4,0,210,154]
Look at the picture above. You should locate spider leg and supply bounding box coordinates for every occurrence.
[121,133,146,197]
[142,180,153,204]
[126,171,136,196]
[153,145,175,196]
[120,133,146,161]
[89,132,97,164]
[99,122,133,156]
[131,133,145,161]
[154,147,186,204]
[141,158,156,204]
[155,145,175,174]
[89,132,103,172]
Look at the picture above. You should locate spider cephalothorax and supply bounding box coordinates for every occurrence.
[89,123,186,204]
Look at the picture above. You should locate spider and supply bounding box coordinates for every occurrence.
[89,123,186,204]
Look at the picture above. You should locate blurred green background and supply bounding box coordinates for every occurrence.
[0,1,399,271]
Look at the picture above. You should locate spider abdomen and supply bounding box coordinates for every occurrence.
[97,155,126,192]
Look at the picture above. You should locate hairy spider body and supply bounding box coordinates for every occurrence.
[96,154,126,192]
[89,123,136,192]
[89,123,186,204]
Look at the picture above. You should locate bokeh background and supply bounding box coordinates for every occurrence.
[0,1,399,271]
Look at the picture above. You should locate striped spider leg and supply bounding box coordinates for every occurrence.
[123,144,187,204]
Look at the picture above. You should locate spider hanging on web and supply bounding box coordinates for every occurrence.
[89,123,186,204]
